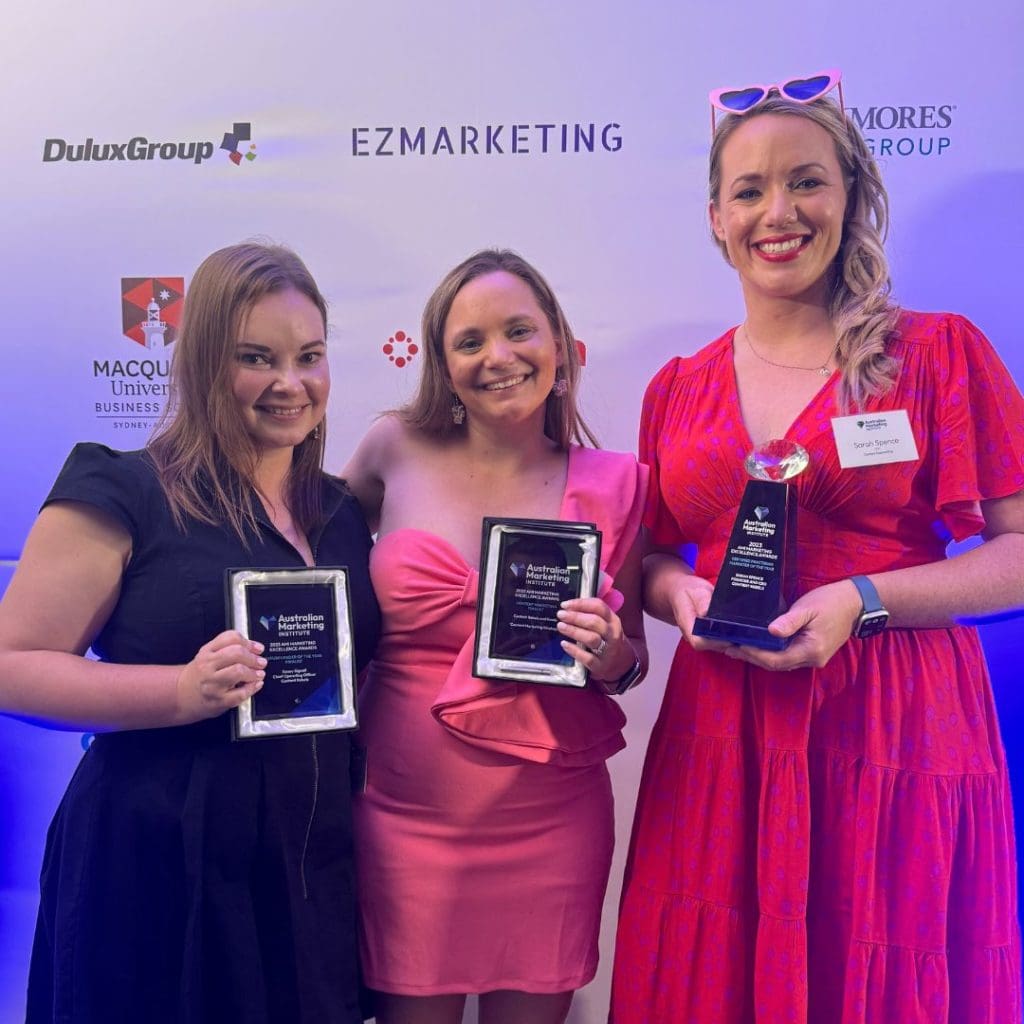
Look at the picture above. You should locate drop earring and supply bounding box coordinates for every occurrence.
[552,375,569,398]
[451,396,466,425]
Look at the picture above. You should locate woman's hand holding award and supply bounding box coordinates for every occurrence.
[692,439,808,651]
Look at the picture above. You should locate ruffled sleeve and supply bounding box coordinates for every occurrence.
[44,443,149,547]
[640,357,687,546]
[561,447,650,582]
[430,447,649,766]
[928,315,1024,540]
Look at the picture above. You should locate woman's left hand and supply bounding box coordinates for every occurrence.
[557,597,636,686]
[724,579,861,672]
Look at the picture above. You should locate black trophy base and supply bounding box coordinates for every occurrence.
[692,614,792,651]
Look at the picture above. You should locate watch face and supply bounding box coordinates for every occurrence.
[855,610,889,639]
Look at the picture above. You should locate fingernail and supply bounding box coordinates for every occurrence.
[250,641,265,653]
[556,610,568,619]
[257,657,268,667]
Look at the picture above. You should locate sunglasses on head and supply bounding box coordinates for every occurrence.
[709,70,844,134]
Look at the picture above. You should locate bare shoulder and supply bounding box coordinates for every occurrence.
[343,413,424,478]
[342,414,434,531]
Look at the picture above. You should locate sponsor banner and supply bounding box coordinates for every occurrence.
[845,102,955,159]
[86,277,184,435]
[121,277,184,347]
[350,120,623,157]
[41,123,257,167]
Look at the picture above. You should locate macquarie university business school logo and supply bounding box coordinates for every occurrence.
[121,277,184,347]
[42,122,257,167]
[88,276,185,435]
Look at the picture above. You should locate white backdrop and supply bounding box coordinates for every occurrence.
[2,2,1023,1019]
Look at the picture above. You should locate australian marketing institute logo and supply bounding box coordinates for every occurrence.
[845,101,955,158]
[42,122,257,167]
[89,277,184,435]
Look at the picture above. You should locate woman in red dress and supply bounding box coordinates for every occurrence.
[611,72,1024,1023]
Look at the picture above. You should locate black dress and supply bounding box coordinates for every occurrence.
[25,444,381,1024]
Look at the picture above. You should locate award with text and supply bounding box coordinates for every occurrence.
[226,567,357,739]
[474,518,601,687]
[692,440,807,651]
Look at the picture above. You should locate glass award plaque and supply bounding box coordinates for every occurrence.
[692,439,808,651]
[226,567,357,739]
[474,517,602,687]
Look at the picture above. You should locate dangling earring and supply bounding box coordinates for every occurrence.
[451,395,466,425]
[311,424,321,440]
[552,375,569,398]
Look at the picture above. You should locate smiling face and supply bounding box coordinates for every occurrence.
[231,287,329,456]
[710,112,848,308]
[443,270,563,432]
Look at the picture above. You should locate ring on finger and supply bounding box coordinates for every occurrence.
[593,638,608,658]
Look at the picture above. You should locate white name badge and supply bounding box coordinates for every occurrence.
[831,409,920,469]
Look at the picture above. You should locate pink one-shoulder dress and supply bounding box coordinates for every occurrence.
[354,446,648,995]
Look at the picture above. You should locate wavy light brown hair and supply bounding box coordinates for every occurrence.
[709,95,900,409]
[400,249,598,448]
[148,242,329,541]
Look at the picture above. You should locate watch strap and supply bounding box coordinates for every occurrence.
[849,575,884,614]
[604,655,643,695]
[849,574,888,638]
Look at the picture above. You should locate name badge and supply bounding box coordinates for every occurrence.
[831,409,919,468]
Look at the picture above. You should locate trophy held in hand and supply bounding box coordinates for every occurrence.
[692,439,808,651]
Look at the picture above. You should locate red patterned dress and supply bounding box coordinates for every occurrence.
[611,312,1024,1024]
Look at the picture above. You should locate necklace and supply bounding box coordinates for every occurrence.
[743,324,837,378]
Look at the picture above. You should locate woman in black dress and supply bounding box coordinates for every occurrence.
[0,243,380,1023]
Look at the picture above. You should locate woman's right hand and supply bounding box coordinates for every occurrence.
[667,573,734,653]
[642,544,734,654]
[0,504,272,732]
[175,630,266,724]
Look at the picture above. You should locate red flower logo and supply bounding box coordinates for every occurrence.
[383,330,419,368]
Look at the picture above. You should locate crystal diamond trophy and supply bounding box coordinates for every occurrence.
[692,440,808,651]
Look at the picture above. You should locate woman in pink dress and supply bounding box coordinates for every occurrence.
[343,250,649,1024]
[612,73,1024,1023]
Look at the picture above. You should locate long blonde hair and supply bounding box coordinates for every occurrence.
[400,249,598,448]
[148,242,329,541]
[709,95,900,410]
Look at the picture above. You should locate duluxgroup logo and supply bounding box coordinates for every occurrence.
[42,122,257,166]
[844,102,954,158]
[220,122,258,165]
